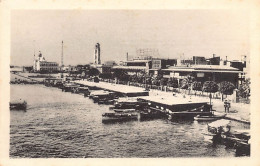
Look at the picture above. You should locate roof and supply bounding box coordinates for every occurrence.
[138,96,208,106]
[112,66,147,70]
[193,65,239,70]
[163,65,242,73]
[124,60,151,63]
[39,61,58,64]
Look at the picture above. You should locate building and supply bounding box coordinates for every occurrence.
[33,51,59,72]
[206,54,220,65]
[94,43,101,65]
[161,65,242,87]
[113,59,152,75]
[193,56,207,65]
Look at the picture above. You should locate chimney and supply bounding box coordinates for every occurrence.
[213,54,216,58]
[126,52,128,61]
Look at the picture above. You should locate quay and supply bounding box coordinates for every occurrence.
[71,79,249,123]
[73,80,149,97]
[138,95,212,119]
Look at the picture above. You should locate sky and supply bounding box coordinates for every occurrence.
[11,10,249,66]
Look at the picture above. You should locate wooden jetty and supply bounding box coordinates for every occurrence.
[73,80,149,97]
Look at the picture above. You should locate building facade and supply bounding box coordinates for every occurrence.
[33,52,59,72]
[161,65,241,87]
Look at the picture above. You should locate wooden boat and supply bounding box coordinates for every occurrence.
[88,90,108,99]
[140,108,166,120]
[98,99,115,105]
[113,108,136,113]
[102,112,138,122]
[75,87,90,95]
[202,119,231,144]
[62,83,80,92]
[10,100,27,111]
[168,105,212,120]
[194,112,226,121]
[114,97,147,110]
[93,92,115,103]
[223,129,250,156]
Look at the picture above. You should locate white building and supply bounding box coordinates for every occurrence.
[33,51,59,72]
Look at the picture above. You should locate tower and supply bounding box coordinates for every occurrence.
[94,43,101,64]
[61,41,64,67]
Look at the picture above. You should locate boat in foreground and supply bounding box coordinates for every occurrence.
[224,129,250,156]
[194,112,226,121]
[202,119,231,144]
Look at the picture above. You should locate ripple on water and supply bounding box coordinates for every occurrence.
[10,85,249,158]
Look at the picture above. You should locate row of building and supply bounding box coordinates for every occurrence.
[28,43,249,88]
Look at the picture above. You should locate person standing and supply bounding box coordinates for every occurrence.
[224,100,228,113]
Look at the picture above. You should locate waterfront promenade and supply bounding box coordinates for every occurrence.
[74,80,250,123]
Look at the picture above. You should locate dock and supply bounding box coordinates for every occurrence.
[73,80,149,97]
[138,95,212,119]
[138,95,210,111]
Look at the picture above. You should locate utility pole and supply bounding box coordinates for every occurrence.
[61,41,64,67]
[61,41,64,78]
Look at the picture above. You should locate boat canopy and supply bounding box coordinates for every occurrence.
[208,119,231,128]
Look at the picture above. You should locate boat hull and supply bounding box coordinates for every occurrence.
[102,113,138,123]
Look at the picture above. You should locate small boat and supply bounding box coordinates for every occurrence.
[113,108,136,113]
[77,87,90,95]
[98,99,115,105]
[114,97,147,110]
[10,100,27,111]
[224,129,250,146]
[140,108,166,120]
[62,83,80,92]
[203,119,231,144]
[194,112,226,121]
[102,112,138,122]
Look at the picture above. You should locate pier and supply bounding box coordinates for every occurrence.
[73,80,149,97]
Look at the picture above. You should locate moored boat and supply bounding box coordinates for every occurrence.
[102,112,138,122]
[194,112,226,121]
[140,107,167,120]
[114,97,147,110]
[10,100,27,111]
[62,83,80,92]
[113,108,136,113]
[202,119,231,144]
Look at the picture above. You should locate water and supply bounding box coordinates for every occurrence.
[10,84,249,158]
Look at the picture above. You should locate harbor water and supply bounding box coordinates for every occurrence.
[10,84,249,158]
